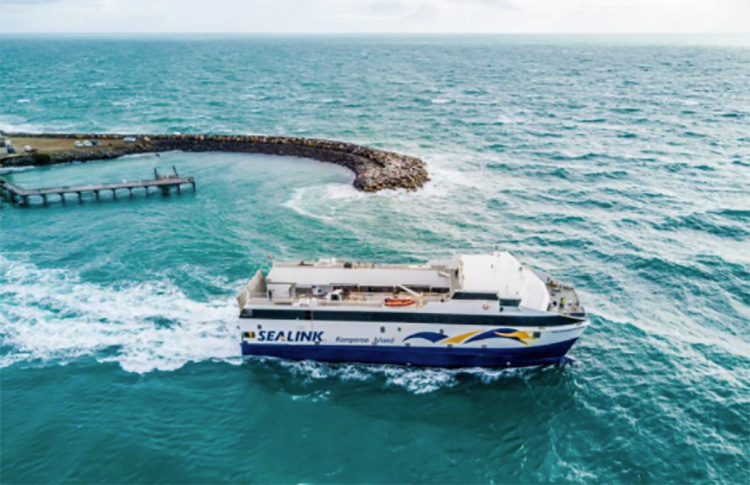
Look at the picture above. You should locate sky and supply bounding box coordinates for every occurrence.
[0,0,748,34]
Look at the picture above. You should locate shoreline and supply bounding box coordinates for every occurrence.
[0,132,429,192]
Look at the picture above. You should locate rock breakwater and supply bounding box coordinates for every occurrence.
[0,133,429,192]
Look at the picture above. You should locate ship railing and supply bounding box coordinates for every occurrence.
[270,260,441,271]
[242,292,448,308]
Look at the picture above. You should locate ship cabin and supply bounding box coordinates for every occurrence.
[237,252,585,317]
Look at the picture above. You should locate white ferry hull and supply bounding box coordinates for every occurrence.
[240,319,588,368]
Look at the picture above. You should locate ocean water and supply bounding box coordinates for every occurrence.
[0,35,749,483]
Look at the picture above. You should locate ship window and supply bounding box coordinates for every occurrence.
[257,324,262,330]
[380,326,385,333]
[241,308,576,327]
[453,292,491,300]
[533,332,541,338]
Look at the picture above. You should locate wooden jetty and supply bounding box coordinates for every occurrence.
[0,167,195,207]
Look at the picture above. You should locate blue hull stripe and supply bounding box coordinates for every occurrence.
[241,339,579,368]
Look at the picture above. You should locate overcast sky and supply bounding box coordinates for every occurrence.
[0,0,748,34]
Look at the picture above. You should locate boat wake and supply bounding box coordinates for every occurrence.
[0,254,240,373]
[254,356,559,394]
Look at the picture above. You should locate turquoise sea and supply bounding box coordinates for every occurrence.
[0,35,748,483]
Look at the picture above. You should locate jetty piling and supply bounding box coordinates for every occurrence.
[0,170,196,208]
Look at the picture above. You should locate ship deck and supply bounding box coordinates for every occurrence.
[244,290,450,308]
[237,255,585,318]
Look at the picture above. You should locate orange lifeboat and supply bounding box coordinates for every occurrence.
[385,297,415,307]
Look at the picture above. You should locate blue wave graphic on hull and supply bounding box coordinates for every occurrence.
[403,332,446,343]
[465,328,528,344]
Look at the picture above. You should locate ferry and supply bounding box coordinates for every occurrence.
[237,251,588,368]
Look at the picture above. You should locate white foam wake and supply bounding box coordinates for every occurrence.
[267,358,551,394]
[0,255,239,373]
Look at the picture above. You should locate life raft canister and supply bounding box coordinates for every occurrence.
[384,297,415,307]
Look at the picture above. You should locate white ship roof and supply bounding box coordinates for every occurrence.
[460,253,549,310]
[267,266,451,289]
[256,251,551,311]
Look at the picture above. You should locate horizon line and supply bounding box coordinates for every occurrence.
[1,31,749,36]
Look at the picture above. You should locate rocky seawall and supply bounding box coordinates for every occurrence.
[0,133,429,192]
